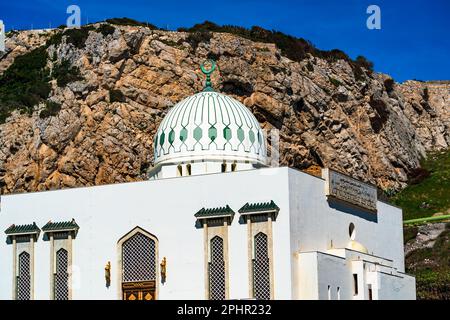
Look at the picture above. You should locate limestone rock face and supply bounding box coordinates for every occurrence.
[0,25,449,194]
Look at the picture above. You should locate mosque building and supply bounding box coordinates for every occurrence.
[0,60,415,300]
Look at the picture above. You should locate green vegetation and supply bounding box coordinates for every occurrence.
[39,100,61,119]
[105,17,158,29]
[63,26,95,49]
[51,59,83,87]
[0,29,86,123]
[391,150,450,220]
[109,89,125,103]
[403,226,419,244]
[46,25,95,49]
[178,21,373,80]
[306,61,314,72]
[384,78,395,92]
[329,77,342,87]
[97,24,116,37]
[186,31,213,51]
[405,223,450,300]
[0,47,51,123]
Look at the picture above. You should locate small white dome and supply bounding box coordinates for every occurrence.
[153,91,267,165]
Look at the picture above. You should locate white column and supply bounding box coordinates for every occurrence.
[68,233,73,300]
[50,234,54,300]
[12,236,17,300]
[30,236,35,300]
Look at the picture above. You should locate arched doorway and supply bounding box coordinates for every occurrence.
[117,227,159,300]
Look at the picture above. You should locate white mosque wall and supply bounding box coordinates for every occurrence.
[377,270,416,300]
[0,167,414,300]
[0,167,292,300]
[287,169,406,272]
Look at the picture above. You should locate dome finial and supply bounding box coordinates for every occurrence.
[200,59,216,92]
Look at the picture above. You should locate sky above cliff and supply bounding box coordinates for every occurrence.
[1,0,449,82]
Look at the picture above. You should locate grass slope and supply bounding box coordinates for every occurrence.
[404,223,450,300]
[391,149,450,221]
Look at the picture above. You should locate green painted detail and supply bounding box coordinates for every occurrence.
[194,205,235,218]
[180,127,188,142]
[200,59,216,92]
[238,200,280,214]
[154,136,158,149]
[237,127,245,142]
[403,214,450,225]
[42,219,79,232]
[159,132,165,147]
[249,130,255,143]
[208,126,217,141]
[5,222,40,235]
[168,129,175,144]
[223,126,232,141]
[194,126,202,141]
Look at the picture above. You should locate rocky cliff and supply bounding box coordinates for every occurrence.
[0,24,449,194]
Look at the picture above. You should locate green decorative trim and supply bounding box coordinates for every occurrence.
[200,59,216,92]
[194,126,202,141]
[154,91,267,164]
[195,205,235,218]
[5,222,40,235]
[238,200,280,214]
[42,219,79,232]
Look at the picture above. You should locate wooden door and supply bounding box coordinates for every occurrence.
[122,281,155,300]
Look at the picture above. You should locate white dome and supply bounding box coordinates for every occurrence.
[153,91,267,165]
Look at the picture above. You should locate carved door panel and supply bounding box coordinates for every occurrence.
[122,281,155,300]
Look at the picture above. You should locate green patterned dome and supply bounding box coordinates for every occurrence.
[154,91,267,165]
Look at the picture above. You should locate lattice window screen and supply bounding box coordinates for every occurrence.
[54,248,69,300]
[209,236,225,300]
[17,251,31,300]
[122,232,156,282]
[253,232,270,300]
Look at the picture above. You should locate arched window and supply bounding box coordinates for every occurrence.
[209,236,225,300]
[17,251,31,300]
[177,164,183,176]
[253,232,270,300]
[118,227,159,300]
[55,248,69,300]
[122,233,156,283]
[221,163,227,173]
[349,223,356,240]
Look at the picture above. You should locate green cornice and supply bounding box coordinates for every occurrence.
[5,222,40,235]
[195,205,235,218]
[42,219,79,232]
[238,200,279,214]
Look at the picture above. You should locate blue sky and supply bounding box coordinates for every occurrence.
[1,0,449,82]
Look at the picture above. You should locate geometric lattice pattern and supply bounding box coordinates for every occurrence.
[253,232,270,300]
[54,248,69,300]
[154,91,267,165]
[209,236,225,300]
[17,252,31,300]
[122,232,156,282]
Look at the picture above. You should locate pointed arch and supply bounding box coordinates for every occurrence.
[17,251,31,300]
[54,248,69,300]
[117,226,159,300]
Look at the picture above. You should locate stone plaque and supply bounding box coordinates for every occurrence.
[323,168,377,212]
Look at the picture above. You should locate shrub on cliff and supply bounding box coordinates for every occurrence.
[178,21,374,79]
[0,47,51,123]
[52,59,83,87]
